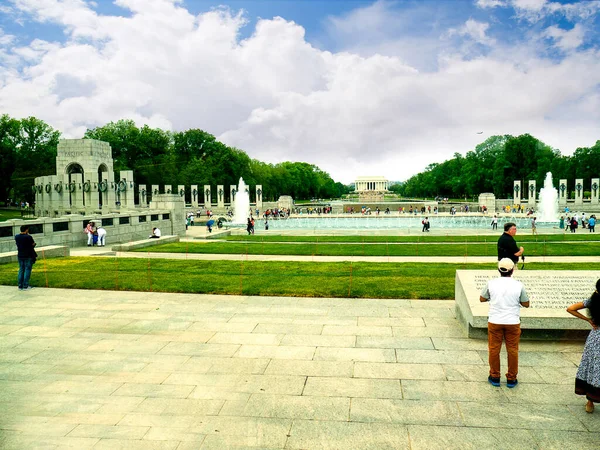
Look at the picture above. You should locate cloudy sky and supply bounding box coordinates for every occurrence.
[1,0,599,183]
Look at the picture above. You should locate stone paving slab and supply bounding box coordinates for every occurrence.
[0,286,595,449]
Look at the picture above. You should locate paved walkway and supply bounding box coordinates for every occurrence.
[0,286,597,449]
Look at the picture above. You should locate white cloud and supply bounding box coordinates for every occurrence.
[543,24,585,51]
[448,19,496,46]
[0,0,599,184]
[475,0,508,8]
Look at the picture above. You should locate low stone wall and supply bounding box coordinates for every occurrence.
[0,210,181,253]
[0,245,69,265]
[111,235,179,251]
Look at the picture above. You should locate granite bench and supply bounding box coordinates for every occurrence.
[110,235,180,252]
[0,245,70,265]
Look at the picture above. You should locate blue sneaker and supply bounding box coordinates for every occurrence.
[507,379,518,388]
[488,376,500,387]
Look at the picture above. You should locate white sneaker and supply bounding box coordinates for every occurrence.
[23,286,34,290]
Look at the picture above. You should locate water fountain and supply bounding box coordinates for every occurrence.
[537,172,559,222]
[232,177,250,224]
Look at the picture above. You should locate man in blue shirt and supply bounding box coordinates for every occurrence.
[15,225,36,290]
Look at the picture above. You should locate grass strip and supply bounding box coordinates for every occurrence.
[222,233,600,243]
[138,241,600,257]
[0,257,595,299]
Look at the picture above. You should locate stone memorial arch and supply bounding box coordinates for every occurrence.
[34,139,134,217]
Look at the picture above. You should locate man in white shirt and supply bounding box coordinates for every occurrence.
[480,258,530,388]
[149,227,161,239]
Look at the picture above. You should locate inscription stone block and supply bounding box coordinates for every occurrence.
[455,270,600,339]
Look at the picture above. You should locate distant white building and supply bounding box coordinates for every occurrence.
[354,176,389,192]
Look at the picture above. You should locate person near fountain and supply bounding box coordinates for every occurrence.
[491,215,498,230]
[246,218,252,235]
[531,217,537,236]
[479,258,530,388]
[570,217,578,233]
[567,279,600,413]
[422,217,430,232]
[589,215,596,233]
[497,223,524,266]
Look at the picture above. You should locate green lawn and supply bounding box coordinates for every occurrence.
[0,257,595,299]
[222,233,600,243]
[137,240,600,257]
[0,209,36,222]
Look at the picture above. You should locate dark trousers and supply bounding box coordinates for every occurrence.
[17,258,33,289]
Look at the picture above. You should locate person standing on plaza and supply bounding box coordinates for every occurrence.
[531,217,537,236]
[567,279,600,413]
[97,226,107,247]
[84,221,95,246]
[491,215,498,230]
[480,258,530,387]
[497,222,524,266]
[15,224,37,290]
[588,215,596,233]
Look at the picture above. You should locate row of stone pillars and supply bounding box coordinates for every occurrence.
[137,184,263,209]
[513,178,600,205]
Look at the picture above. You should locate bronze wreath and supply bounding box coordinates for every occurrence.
[54,183,62,193]
[83,181,91,192]
[98,181,108,192]
[67,182,76,193]
[45,183,52,193]
[179,189,185,197]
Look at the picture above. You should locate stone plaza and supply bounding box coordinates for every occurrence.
[0,240,599,449]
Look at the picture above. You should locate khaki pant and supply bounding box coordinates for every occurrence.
[488,322,521,380]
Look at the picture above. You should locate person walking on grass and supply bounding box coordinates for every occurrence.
[480,258,530,388]
[15,224,37,291]
[567,279,600,414]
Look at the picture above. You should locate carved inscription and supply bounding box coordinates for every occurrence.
[473,273,598,310]
[61,151,84,158]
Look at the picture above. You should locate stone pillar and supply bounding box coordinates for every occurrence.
[256,185,263,210]
[575,178,584,205]
[217,185,224,208]
[191,185,198,208]
[177,185,186,204]
[117,170,135,209]
[559,179,567,206]
[164,185,172,195]
[54,175,69,213]
[528,180,536,206]
[230,185,237,205]
[83,176,94,210]
[204,185,211,209]
[151,185,160,200]
[591,178,599,204]
[70,173,84,210]
[138,184,148,206]
[99,172,110,210]
[513,181,521,205]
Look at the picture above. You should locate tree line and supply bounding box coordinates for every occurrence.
[393,134,600,200]
[0,116,349,205]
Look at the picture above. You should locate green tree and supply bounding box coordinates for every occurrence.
[0,115,20,203]
[12,117,61,203]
